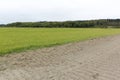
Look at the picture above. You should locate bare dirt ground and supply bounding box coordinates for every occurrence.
[0,35,120,80]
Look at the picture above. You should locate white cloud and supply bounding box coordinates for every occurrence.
[0,0,120,23]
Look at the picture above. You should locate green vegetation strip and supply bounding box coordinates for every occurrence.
[0,28,120,55]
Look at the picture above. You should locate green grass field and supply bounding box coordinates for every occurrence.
[0,28,120,55]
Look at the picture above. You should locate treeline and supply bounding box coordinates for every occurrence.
[1,19,120,28]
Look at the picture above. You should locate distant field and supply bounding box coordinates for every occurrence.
[0,28,120,55]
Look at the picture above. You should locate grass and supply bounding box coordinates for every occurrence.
[0,28,120,55]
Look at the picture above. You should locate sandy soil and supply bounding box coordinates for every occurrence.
[0,35,120,80]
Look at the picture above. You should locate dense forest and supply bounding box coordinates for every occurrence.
[1,19,120,28]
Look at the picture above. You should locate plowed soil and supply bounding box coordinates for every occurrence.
[0,35,120,80]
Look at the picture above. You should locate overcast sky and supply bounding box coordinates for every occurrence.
[0,0,120,24]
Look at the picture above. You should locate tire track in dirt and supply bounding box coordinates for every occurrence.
[0,35,120,80]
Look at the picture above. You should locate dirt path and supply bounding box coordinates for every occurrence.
[0,35,120,80]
